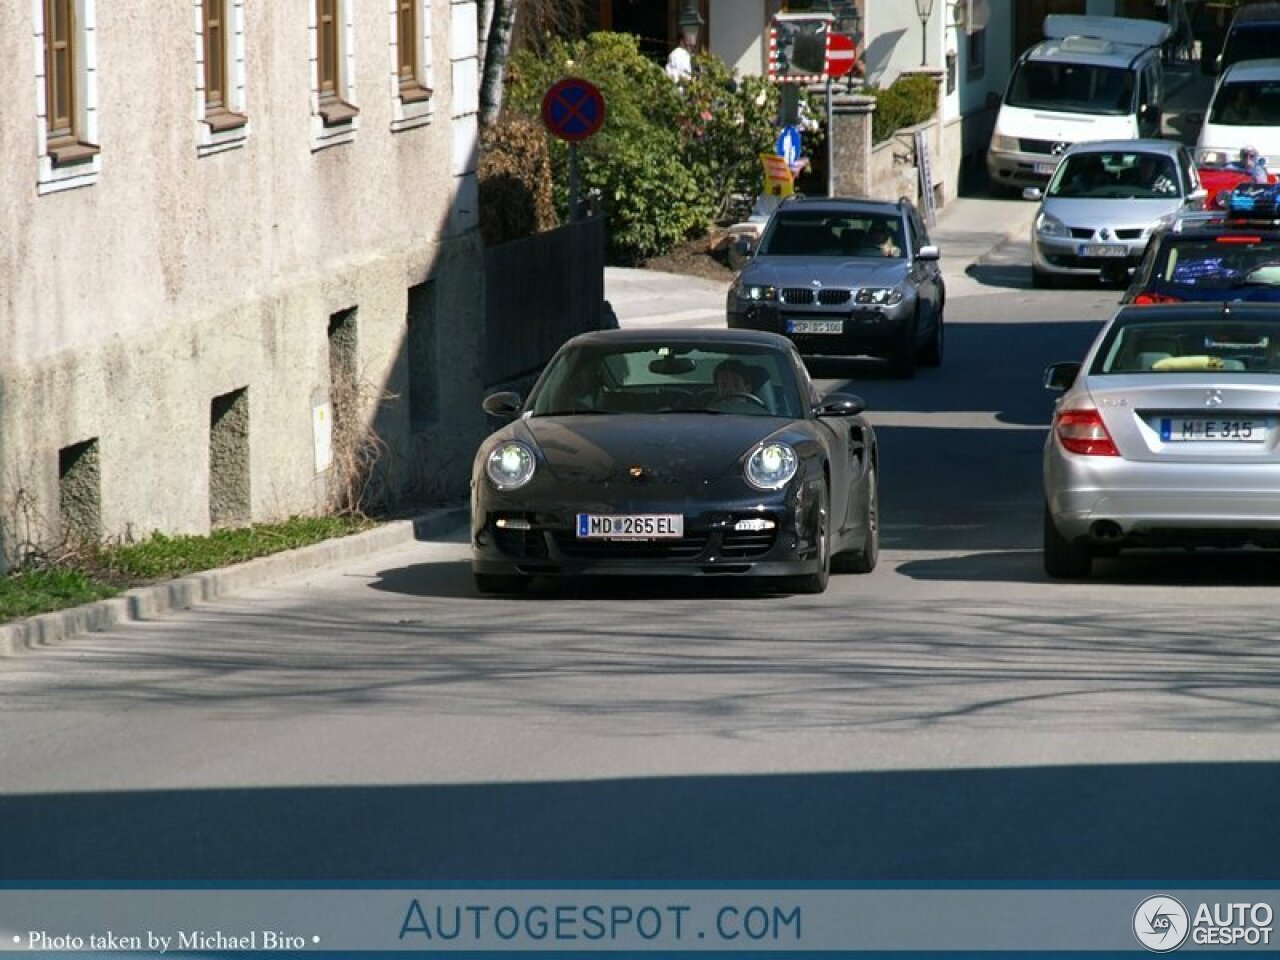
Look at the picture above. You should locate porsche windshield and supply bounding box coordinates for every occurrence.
[528,344,805,418]
[1006,60,1135,115]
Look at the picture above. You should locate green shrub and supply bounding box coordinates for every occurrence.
[504,32,786,264]
[867,72,939,145]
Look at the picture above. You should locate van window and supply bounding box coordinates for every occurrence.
[1208,80,1280,126]
[1006,60,1136,115]
[1220,25,1280,73]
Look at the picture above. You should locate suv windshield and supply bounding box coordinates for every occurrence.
[1207,80,1280,126]
[1006,60,1135,115]
[759,210,905,259]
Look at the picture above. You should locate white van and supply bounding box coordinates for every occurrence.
[1196,59,1280,173]
[987,15,1170,196]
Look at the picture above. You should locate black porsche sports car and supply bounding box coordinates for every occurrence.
[470,328,880,594]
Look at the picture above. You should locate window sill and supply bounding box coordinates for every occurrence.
[319,98,360,127]
[203,108,249,133]
[399,82,434,105]
[49,139,101,168]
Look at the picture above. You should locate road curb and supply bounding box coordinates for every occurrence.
[0,506,467,658]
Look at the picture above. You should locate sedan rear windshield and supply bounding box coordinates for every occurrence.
[1091,318,1280,373]
[1207,80,1280,126]
[1006,60,1135,115]
[1149,237,1280,290]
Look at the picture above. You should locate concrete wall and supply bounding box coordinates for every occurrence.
[0,0,486,567]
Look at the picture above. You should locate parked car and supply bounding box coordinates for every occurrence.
[1024,139,1205,288]
[471,328,880,595]
[1043,301,1280,578]
[1196,58,1280,175]
[725,196,944,379]
[1122,183,1280,304]
[987,15,1169,195]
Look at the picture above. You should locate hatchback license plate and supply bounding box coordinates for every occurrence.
[577,513,684,539]
[1159,418,1268,442]
[788,319,843,334]
[1079,243,1127,257]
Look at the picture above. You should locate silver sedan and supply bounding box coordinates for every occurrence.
[1043,301,1280,577]
[1026,139,1206,288]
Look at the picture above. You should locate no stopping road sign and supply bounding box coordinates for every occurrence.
[541,77,606,142]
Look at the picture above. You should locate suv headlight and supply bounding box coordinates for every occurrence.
[485,441,536,490]
[854,287,904,306]
[745,442,798,490]
[739,284,778,302]
[1035,211,1069,239]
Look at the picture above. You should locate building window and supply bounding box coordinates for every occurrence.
[197,0,248,155]
[312,0,359,146]
[36,0,100,193]
[966,26,986,77]
[390,0,433,131]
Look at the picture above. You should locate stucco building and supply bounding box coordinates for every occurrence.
[0,0,488,569]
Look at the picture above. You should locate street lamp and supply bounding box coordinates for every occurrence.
[915,0,935,66]
[677,0,704,51]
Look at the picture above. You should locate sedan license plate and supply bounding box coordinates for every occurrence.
[1079,243,1128,257]
[787,319,843,334]
[577,513,684,539]
[1159,418,1268,442]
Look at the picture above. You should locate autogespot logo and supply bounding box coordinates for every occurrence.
[1134,896,1190,952]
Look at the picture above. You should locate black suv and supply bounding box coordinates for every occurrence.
[1122,183,1280,304]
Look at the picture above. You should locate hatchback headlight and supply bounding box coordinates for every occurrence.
[854,287,904,306]
[1035,211,1069,239]
[740,284,778,302]
[485,441,536,490]
[745,442,798,490]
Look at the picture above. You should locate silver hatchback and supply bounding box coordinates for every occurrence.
[1026,139,1206,287]
[1043,302,1280,577]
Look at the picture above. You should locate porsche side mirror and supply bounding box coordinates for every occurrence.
[1043,363,1080,392]
[816,392,866,417]
[482,391,523,418]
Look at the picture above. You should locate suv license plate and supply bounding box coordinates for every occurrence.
[788,320,843,334]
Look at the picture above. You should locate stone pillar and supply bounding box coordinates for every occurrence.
[829,93,876,198]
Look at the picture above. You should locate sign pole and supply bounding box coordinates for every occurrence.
[825,76,834,198]
[569,142,581,222]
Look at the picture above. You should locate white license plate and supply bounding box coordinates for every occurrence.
[787,319,844,334]
[576,513,684,539]
[1079,243,1128,257]
[1159,418,1268,442]
[1033,161,1057,175]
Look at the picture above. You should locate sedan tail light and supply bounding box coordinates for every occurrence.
[1055,408,1119,456]
[1132,290,1182,305]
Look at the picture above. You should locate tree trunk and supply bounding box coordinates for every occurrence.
[479,0,517,126]
[477,0,495,75]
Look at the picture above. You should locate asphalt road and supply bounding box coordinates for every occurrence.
[3,234,1280,884]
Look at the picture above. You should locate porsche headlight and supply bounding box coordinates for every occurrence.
[740,284,778,302]
[1035,211,1069,239]
[745,442,798,490]
[854,287,904,306]
[485,441,536,490]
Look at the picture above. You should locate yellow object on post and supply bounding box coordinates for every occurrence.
[760,152,795,197]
